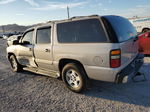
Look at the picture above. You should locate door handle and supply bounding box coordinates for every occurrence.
[29,48,32,51]
[45,49,50,52]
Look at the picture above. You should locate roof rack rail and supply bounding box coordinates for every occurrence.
[47,21,52,23]
[89,14,99,17]
[70,15,99,20]
[70,16,85,19]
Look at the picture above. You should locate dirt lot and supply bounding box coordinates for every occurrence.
[0,39,150,112]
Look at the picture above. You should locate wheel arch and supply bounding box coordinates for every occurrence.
[58,58,88,79]
[7,52,16,59]
[142,28,150,33]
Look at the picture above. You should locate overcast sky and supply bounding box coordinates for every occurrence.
[0,0,150,25]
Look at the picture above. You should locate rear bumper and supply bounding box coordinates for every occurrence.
[115,54,144,83]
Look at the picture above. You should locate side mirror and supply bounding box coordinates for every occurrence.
[22,41,30,45]
[12,40,19,45]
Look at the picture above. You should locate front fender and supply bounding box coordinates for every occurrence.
[7,45,19,59]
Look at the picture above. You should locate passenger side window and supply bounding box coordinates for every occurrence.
[22,30,33,45]
[36,27,51,44]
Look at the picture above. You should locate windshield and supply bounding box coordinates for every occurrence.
[103,16,137,42]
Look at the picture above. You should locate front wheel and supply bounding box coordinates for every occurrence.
[62,63,87,93]
[9,55,22,72]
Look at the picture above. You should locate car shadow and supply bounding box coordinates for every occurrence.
[84,62,150,107]
[17,61,150,108]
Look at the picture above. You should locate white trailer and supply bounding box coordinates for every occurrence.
[129,17,150,33]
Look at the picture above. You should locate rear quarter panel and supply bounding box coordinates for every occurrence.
[52,43,120,71]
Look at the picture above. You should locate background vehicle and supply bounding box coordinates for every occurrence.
[2,33,14,39]
[2,32,22,40]
[7,15,143,92]
[3,34,9,39]
[7,35,22,46]
[0,34,3,38]
[129,17,150,33]
[138,31,150,55]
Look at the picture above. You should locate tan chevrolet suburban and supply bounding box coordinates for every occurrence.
[7,15,143,92]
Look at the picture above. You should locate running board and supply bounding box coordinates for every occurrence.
[23,67,60,78]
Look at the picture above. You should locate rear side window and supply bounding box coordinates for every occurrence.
[57,19,107,43]
[36,27,51,44]
[103,16,137,42]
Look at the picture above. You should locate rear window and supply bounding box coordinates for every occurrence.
[57,19,107,43]
[104,16,137,42]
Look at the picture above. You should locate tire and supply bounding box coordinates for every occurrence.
[9,55,23,72]
[62,63,87,93]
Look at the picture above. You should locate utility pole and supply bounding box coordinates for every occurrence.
[67,6,70,19]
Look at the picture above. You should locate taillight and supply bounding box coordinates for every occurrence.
[110,49,121,68]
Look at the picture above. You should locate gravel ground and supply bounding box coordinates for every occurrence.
[0,39,150,112]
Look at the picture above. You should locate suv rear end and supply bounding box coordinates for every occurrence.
[101,15,143,83]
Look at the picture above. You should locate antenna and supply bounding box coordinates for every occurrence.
[67,6,70,19]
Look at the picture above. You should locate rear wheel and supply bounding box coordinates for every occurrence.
[9,55,23,72]
[62,63,87,93]
[142,28,150,33]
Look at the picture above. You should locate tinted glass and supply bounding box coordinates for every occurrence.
[22,31,33,44]
[57,19,107,43]
[104,16,137,42]
[36,27,51,44]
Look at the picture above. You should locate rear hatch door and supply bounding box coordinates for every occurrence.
[102,16,138,66]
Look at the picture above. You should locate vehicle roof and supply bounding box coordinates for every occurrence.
[24,15,121,32]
